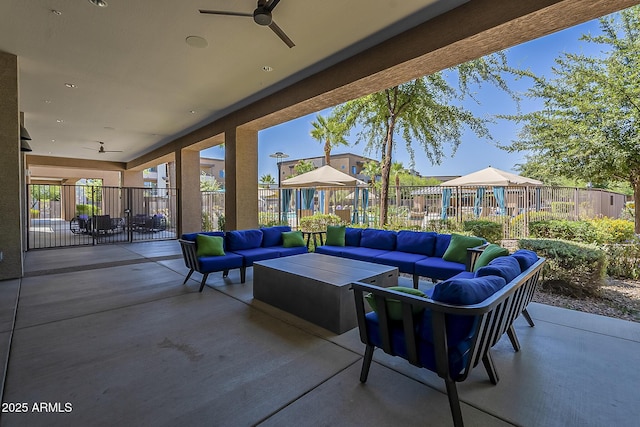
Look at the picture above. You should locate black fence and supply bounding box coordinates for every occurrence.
[28,184,178,249]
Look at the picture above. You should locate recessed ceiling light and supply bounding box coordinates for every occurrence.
[190,110,197,114]
[65,83,76,88]
[185,36,208,48]
[262,66,273,72]
[43,100,52,104]
[51,139,56,142]
[51,10,62,16]
[56,119,64,123]
[88,0,108,7]
[104,126,115,130]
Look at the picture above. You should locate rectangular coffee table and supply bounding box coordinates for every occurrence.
[253,253,398,334]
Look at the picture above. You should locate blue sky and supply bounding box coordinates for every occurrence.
[202,15,607,180]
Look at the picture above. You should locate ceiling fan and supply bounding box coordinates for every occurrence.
[199,0,295,48]
[82,141,123,154]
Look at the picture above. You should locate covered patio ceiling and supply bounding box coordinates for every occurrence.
[2,0,638,169]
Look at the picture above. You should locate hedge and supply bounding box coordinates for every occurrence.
[518,238,607,297]
[463,220,503,244]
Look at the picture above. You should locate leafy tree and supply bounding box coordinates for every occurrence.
[332,53,517,224]
[391,162,407,206]
[361,160,381,190]
[200,171,221,192]
[288,159,316,178]
[260,173,276,188]
[309,114,350,165]
[503,7,640,232]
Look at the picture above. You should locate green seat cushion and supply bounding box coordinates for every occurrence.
[282,231,305,248]
[473,244,509,271]
[326,225,346,246]
[442,233,485,265]
[366,286,426,321]
[196,234,225,257]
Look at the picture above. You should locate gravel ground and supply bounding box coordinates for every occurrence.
[533,278,640,323]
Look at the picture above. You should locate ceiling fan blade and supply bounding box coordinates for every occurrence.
[264,0,281,12]
[199,9,252,17]
[268,21,295,48]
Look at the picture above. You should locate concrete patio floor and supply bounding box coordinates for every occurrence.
[1,241,639,426]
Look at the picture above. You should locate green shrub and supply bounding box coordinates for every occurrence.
[422,219,463,234]
[589,217,635,244]
[30,208,40,218]
[551,201,575,215]
[75,204,99,216]
[299,213,342,232]
[202,211,214,231]
[217,214,225,231]
[529,218,634,245]
[463,220,503,243]
[518,238,607,297]
[602,236,640,279]
[258,212,287,228]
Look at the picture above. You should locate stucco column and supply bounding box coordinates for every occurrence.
[175,148,201,235]
[225,127,258,230]
[0,51,23,279]
[122,170,144,187]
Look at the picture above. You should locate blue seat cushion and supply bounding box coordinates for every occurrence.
[511,249,539,271]
[337,247,391,263]
[360,229,396,251]
[198,252,244,272]
[232,247,280,266]
[475,256,521,283]
[365,311,471,379]
[433,234,452,258]
[432,275,507,305]
[226,229,263,251]
[182,231,224,242]
[261,226,291,247]
[414,257,466,281]
[272,245,308,257]
[373,251,428,274]
[314,245,344,257]
[345,227,362,247]
[395,230,437,256]
[449,271,475,280]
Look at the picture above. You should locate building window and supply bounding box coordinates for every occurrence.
[351,166,356,174]
[219,170,225,178]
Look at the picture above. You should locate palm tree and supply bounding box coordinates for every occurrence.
[260,174,276,188]
[310,114,349,166]
[362,161,381,190]
[391,162,406,208]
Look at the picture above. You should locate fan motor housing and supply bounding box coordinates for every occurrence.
[253,9,272,25]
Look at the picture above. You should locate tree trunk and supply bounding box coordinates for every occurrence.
[633,174,640,234]
[379,124,395,225]
[395,174,401,213]
[324,140,331,166]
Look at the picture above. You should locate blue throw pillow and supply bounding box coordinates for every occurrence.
[360,229,396,250]
[181,231,224,242]
[475,256,522,283]
[432,276,507,305]
[226,229,263,251]
[345,227,362,246]
[433,234,452,258]
[511,249,539,271]
[261,226,291,247]
[396,230,437,256]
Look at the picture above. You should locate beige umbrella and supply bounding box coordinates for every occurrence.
[439,166,542,187]
[281,165,366,188]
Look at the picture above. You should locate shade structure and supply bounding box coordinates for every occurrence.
[281,165,366,188]
[440,167,542,187]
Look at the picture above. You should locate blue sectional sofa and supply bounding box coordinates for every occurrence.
[315,228,485,288]
[179,226,308,291]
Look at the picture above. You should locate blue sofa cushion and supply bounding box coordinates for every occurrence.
[360,229,396,250]
[198,252,244,272]
[395,230,437,256]
[226,229,263,251]
[272,245,308,257]
[232,247,280,266]
[336,247,391,263]
[345,227,362,247]
[373,251,428,274]
[414,257,466,281]
[433,234,452,258]
[449,271,475,280]
[181,231,224,242]
[475,256,521,283]
[511,249,539,271]
[314,245,344,257]
[261,226,291,247]
[432,275,507,305]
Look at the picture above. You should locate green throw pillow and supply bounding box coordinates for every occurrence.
[282,231,305,248]
[442,233,485,265]
[473,244,509,271]
[325,225,346,246]
[196,234,225,257]
[365,286,426,321]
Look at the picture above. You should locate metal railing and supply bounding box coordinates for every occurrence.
[201,185,627,239]
[28,184,178,249]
